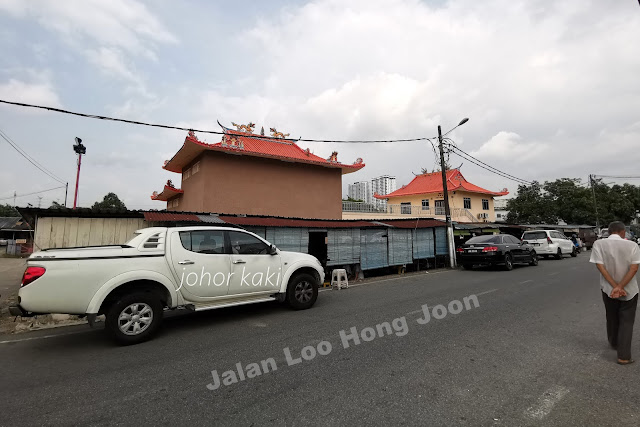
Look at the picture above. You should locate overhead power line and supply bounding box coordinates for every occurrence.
[0,127,66,184]
[592,175,640,180]
[444,140,532,185]
[0,98,440,144]
[0,185,66,201]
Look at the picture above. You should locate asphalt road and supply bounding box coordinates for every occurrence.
[1,253,639,426]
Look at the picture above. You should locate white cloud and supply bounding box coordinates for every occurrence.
[0,0,177,57]
[85,47,139,83]
[0,79,62,108]
[471,132,548,162]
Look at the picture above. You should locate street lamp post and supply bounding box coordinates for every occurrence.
[72,137,86,209]
[437,118,469,269]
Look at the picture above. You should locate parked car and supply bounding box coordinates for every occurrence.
[578,229,597,250]
[457,234,538,271]
[10,226,324,345]
[520,229,577,259]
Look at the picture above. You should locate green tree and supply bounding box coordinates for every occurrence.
[0,203,19,216]
[505,181,557,224]
[92,193,127,211]
[543,178,594,224]
[49,201,65,209]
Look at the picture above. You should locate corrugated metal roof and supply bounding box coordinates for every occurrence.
[376,219,446,229]
[196,214,226,224]
[0,217,31,230]
[143,212,201,222]
[218,216,378,229]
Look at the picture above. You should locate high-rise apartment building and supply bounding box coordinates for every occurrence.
[347,181,371,203]
[370,175,397,207]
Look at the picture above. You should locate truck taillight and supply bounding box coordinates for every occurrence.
[456,247,464,253]
[22,266,46,287]
[482,246,499,252]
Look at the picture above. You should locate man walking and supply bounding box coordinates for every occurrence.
[590,221,640,364]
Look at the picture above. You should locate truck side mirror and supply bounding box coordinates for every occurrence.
[269,244,278,255]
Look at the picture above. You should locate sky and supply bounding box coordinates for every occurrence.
[0,0,639,210]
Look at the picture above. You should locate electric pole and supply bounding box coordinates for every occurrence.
[72,137,86,209]
[437,118,469,268]
[589,174,600,230]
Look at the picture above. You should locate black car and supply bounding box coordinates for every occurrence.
[457,234,538,271]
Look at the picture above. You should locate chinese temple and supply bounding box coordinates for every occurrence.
[151,121,365,219]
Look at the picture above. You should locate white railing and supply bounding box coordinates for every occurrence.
[342,202,479,221]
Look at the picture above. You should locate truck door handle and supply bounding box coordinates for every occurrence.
[178,260,194,265]
[233,259,246,264]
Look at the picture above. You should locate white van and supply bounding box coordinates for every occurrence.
[521,230,577,259]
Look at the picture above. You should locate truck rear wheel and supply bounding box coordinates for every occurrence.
[105,292,163,345]
[286,272,318,310]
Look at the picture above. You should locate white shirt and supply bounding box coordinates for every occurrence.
[590,234,640,300]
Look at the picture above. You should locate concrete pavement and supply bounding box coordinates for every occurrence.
[1,254,639,426]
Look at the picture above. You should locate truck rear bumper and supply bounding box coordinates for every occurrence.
[9,305,35,317]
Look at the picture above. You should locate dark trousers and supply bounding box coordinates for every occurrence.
[602,292,638,360]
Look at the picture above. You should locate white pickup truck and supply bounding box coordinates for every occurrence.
[10,226,324,344]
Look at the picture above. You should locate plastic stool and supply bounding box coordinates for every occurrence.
[331,269,349,290]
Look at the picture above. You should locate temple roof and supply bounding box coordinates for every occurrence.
[374,169,509,199]
[162,123,365,175]
[150,184,183,201]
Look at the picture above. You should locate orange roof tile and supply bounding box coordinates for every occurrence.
[163,125,365,175]
[150,185,183,201]
[374,169,508,199]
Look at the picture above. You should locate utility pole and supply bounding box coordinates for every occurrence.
[589,174,600,230]
[72,137,86,209]
[13,191,16,207]
[438,125,456,268]
[64,182,68,207]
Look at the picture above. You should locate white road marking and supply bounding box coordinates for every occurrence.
[519,280,534,284]
[524,385,570,420]
[549,272,559,276]
[0,329,92,344]
[476,288,499,297]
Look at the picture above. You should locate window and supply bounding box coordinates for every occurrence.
[401,202,412,214]
[523,231,546,240]
[466,235,501,244]
[496,213,502,218]
[192,161,200,174]
[421,199,430,210]
[182,168,191,181]
[506,235,520,244]
[179,230,225,254]
[228,231,270,255]
[482,199,489,210]
[463,197,471,209]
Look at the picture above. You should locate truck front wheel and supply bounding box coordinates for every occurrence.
[105,292,163,345]
[286,273,318,310]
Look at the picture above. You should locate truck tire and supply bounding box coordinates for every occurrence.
[105,292,163,345]
[286,272,318,310]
